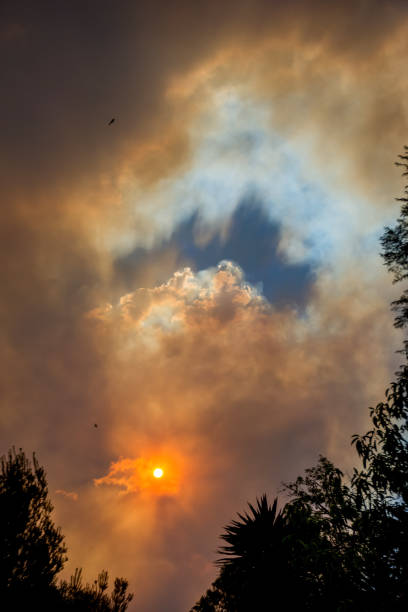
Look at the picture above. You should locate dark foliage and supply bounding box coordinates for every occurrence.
[58,568,133,611]
[193,492,356,611]
[0,447,133,611]
[0,447,67,608]
[192,486,361,611]
[381,145,408,328]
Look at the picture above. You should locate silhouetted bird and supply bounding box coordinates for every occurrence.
[94,424,98,428]
[108,118,115,125]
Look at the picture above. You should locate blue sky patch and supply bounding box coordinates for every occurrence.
[115,197,315,308]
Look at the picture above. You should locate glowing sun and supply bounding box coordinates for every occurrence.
[153,467,164,479]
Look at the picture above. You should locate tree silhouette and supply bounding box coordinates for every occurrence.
[0,447,133,610]
[0,447,67,608]
[347,146,408,607]
[214,495,291,611]
[381,145,408,330]
[192,495,284,611]
[58,568,133,611]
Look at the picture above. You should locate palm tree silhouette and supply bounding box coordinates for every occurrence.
[192,494,340,611]
[193,495,302,611]
[218,494,285,565]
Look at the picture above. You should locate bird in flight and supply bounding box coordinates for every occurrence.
[108,118,115,125]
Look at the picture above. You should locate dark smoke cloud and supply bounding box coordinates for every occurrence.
[1,2,408,609]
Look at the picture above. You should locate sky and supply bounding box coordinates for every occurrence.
[1,1,408,609]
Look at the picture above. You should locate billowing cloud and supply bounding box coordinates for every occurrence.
[60,260,398,609]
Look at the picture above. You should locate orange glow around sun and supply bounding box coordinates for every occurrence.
[94,443,187,497]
